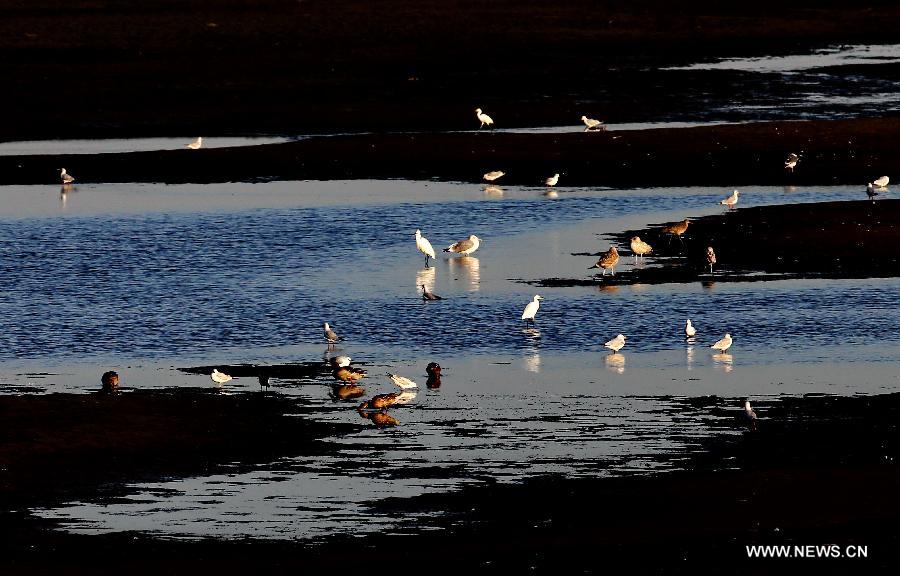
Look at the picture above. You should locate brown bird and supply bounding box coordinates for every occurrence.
[662,219,690,248]
[333,365,367,383]
[426,362,442,389]
[706,246,717,273]
[331,383,366,400]
[629,236,653,262]
[358,409,400,427]
[421,284,443,301]
[589,246,620,276]
[357,392,402,411]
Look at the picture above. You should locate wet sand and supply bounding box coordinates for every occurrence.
[2,392,897,574]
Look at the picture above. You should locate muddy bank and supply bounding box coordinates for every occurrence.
[0,390,357,509]
[528,199,900,287]
[4,118,900,187]
[4,2,900,140]
[2,393,897,574]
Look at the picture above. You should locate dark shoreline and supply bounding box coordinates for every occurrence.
[2,391,898,574]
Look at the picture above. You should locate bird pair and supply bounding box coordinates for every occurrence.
[415,229,480,267]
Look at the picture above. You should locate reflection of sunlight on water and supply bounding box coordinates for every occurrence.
[686,345,694,370]
[667,44,900,72]
[449,255,480,291]
[605,352,625,374]
[596,284,619,295]
[713,353,734,373]
[483,185,504,198]
[783,185,797,194]
[522,353,541,373]
[543,190,559,199]
[415,267,435,294]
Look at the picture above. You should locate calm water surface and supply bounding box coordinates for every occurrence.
[2,178,898,538]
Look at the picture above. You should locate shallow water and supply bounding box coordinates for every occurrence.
[0,136,293,156]
[2,179,899,538]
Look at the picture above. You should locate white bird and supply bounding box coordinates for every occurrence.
[629,236,653,261]
[415,229,436,267]
[60,168,75,184]
[210,368,232,385]
[331,355,352,368]
[186,137,203,150]
[388,373,419,390]
[604,334,626,353]
[581,115,604,131]
[545,173,560,187]
[475,108,494,129]
[873,176,890,188]
[521,295,544,324]
[685,319,696,338]
[784,153,799,172]
[744,399,758,421]
[706,246,717,273]
[710,333,733,352]
[323,322,343,344]
[483,170,505,182]
[720,189,739,209]
[444,234,481,256]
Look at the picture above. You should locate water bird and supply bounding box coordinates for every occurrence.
[604,334,626,353]
[545,173,560,187]
[60,168,75,184]
[685,319,697,338]
[475,108,494,129]
[444,234,481,256]
[323,322,343,344]
[710,333,733,352]
[415,229,436,267]
[630,236,653,261]
[426,362,442,388]
[873,175,890,188]
[784,153,799,172]
[359,410,400,427]
[210,368,232,385]
[186,137,203,150]
[388,373,418,390]
[743,399,758,421]
[521,295,544,324]
[662,219,690,247]
[483,170,505,181]
[589,246,619,276]
[581,115,605,131]
[333,364,367,383]
[258,373,270,391]
[357,379,418,411]
[331,355,352,368]
[867,182,880,201]
[332,383,366,401]
[421,284,443,301]
[720,189,739,209]
[706,246,717,273]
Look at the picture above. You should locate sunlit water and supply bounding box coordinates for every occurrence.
[2,179,899,538]
[0,136,294,156]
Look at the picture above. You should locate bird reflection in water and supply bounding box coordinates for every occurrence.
[358,410,400,427]
[522,327,541,373]
[416,266,436,294]
[686,345,695,370]
[713,353,734,373]
[596,284,619,295]
[483,185,504,198]
[331,383,366,401]
[605,352,625,374]
[449,255,480,291]
[702,280,717,291]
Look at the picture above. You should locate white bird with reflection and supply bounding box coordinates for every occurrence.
[522,295,544,324]
[210,368,232,385]
[415,229,436,267]
[388,374,419,390]
[60,168,75,184]
[720,189,739,209]
[604,334,626,353]
[874,175,890,188]
[483,170,505,181]
[685,319,697,338]
[545,173,560,187]
[444,234,481,256]
[710,333,733,352]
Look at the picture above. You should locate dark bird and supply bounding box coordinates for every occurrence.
[784,153,799,172]
[426,362,442,388]
[421,284,443,301]
[662,219,690,249]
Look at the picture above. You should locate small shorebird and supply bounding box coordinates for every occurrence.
[426,362,442,388]
[475,108,494,129]
[581,115,604,131]
[720,189,739,209]
[186,137,203,150]
[258,373,270,391]
[415,229,436,267]
[874,175,890,188]
[867,183,880,201]
[629,236,653,262]
[743,399,758,421]
[210,368,232,385]
[589,246,620,276]
[323,322,343,344]
[522,295,544,324]
[444,234,481,256]
[421,284,443,301]
[784,153,799,172]
[662,219,690,247]
[710,333,733,353]
[604,334,626,353]
[483,170,505,182]
[545,173,560,187]
[685,319,697,338]
[60,168,75,184]
[388,373,419,390]
[706,246,717,273]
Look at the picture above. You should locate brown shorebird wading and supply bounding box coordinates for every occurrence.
[589,246,620,276]
[662,219,690,248]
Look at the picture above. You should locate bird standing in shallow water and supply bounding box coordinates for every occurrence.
[662,219,690,248]
[706,246,717,273]
[867,183,880,201]
[784,153,799,172]
[426,362,442,388]
[685,319,696,339]
[630,236,652,262]
[323,322,343,344]
[415,229,436,267]
[60,168,75,184]
[581,115,604,131]
[421,284,443,301]
[711,333,733,352]
[210,369,232,385]
[720,189,739,209]
[873,175,890,188]
[475,108,494,129]
[186,137,203,150]
[522,295,544,324]
[604,334,626,353]
[545,173,560,187]
[589,246,619,276]
[444,234,481,256]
